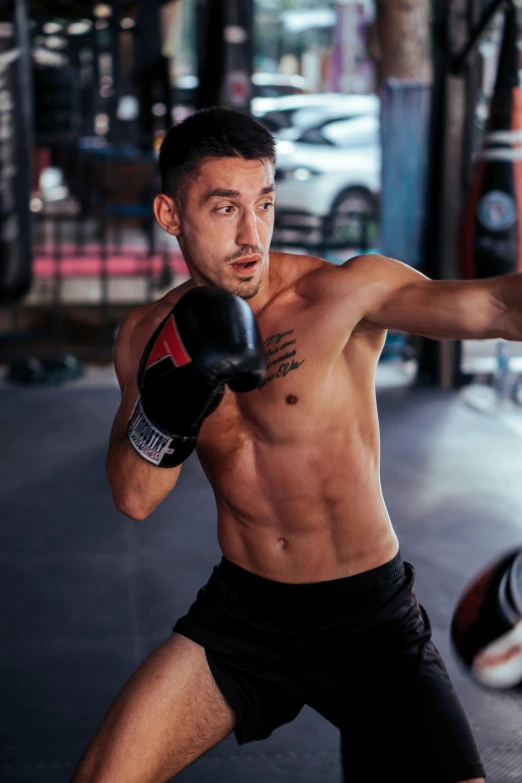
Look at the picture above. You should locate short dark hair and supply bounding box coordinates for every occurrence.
[159,107,276,205]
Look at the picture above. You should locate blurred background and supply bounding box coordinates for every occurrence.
[3,0,522,393]
[3,1,522,782]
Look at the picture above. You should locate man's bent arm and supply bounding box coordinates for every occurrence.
[346,254,522,341]
[108,311,182,520]
[107,402,182,520]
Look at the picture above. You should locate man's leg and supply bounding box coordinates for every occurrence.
[339,726,485,783]
[72,633,237,783]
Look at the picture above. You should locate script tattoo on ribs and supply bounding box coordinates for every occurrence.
[260,328,305,387]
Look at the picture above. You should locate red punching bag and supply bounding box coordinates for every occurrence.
[461,1,522,280]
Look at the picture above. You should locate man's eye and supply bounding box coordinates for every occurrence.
[217,206,234,214]
[261,202,274,210]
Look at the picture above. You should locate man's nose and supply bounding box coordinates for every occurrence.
[236,209,259,248]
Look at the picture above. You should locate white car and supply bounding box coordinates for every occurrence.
[251,72,307,99]
[252,92,379,140]
[274,114,380,245]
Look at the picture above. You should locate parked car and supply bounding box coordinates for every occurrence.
[251,72,307,98]
[273,98,380,141]
[274,114,380,245]
[252,92,379,137]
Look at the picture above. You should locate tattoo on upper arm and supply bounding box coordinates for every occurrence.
[260,329,305,387]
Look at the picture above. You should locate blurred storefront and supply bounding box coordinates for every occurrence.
[254,1,375,95]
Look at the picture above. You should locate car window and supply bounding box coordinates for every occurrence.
[320,116,379,147]
[298,125,335,145]
[292,108,362,130]
[261,109,298,130]
[298,115,375,145]
[253,85,302,98]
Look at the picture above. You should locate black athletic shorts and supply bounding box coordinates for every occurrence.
[173,553,485,782]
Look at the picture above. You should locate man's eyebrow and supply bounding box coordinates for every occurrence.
[201,184,275,205]
[201,188,239,204]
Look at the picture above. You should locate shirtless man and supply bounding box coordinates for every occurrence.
[71,106,522,782]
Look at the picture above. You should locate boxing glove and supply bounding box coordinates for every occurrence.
[128,286,266,468]
[451,548,522,688]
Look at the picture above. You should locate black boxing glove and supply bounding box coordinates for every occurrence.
[451,548,522,688]
[128,286,265,467]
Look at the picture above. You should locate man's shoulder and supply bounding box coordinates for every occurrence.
[289,252,379,299]
[270,249,333,294]
[291,253,418,331]
[270,249,325,269]
[341,253,426,286]
[340,252,391,276]
[124,280,194,334]
[283,250,392,283]
[114,280,194,378]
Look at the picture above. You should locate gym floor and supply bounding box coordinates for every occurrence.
[2,368,522,782]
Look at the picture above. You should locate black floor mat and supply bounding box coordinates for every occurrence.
[1,384,521,782]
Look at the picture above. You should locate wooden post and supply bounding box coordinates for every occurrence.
[376,0,480,386]
[373,0,435,381]
[374,0,432,84]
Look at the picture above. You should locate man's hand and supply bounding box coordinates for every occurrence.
[344,254,522,341]
[128,286,266,468]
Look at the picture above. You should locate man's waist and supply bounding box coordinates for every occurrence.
[217,546,404,597]
[217,512,399,585]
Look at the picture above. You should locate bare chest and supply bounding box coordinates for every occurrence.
[197,300,359,453]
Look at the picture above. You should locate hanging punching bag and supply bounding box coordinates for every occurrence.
[196,0,253,113]
[0,1,33,304]
[461,1,522,280]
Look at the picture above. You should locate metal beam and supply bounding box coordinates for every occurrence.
[451,0,509,75]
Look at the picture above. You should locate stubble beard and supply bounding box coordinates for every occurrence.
[225,245,265,299]
[185,249,264,299]
[190,267,260,299]
[233,278,260,300]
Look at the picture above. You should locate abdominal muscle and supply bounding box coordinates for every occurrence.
[197,417,399,584]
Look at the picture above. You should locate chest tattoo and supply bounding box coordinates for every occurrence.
[260,328,305,387]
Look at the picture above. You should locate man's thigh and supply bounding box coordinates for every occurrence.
[72,633,237,783]
[318,637,485,782]
[338,675,483,783]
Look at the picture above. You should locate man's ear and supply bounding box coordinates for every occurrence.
[154,193,182,236]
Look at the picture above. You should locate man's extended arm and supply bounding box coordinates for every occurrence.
[346,254,522,341]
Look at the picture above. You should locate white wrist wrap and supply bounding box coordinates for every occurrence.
[127,396,177,466]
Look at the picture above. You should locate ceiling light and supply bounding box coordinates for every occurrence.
[152,103,167,117]
[45,36,67,50]
[67,20,92,35]
[42,21,63,34]
[95,113,110,135]
[94,3,112,18]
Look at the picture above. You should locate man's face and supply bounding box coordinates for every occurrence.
[174,156,275,300]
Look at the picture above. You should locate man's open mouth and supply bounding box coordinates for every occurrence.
[232,260,257,269]
[230,257,259,270]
